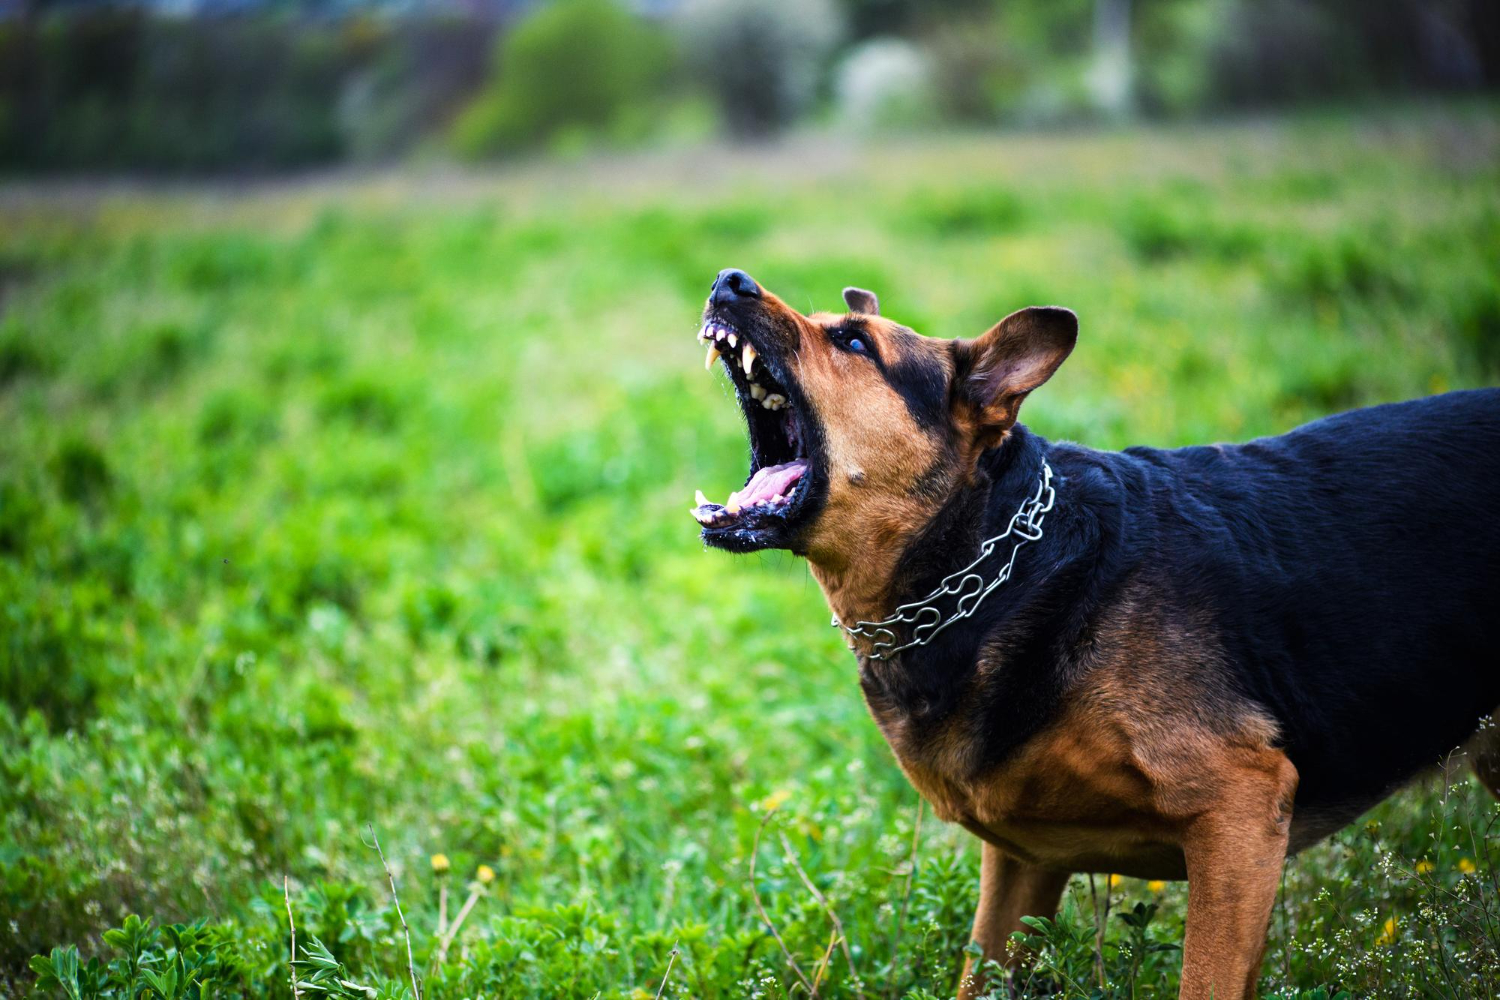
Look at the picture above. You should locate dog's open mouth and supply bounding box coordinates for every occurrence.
[690,314,819,551]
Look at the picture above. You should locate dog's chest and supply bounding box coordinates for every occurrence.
[862,681,1215,879]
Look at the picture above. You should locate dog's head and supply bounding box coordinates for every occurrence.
[691,268,1076,569]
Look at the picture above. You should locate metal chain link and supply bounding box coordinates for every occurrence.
[832,459,1055,661]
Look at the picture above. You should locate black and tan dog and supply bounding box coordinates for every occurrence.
[688,268,1500,999]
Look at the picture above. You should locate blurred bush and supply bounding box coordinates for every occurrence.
[449,0,675,159]
[834,37,935,132]
[923,17,1031,124]
[675,0,844,136]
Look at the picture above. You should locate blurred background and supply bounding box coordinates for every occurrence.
[4,2,1500,999]
[1,0,1498,172]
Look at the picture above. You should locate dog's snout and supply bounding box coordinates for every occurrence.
[711,268,761,305]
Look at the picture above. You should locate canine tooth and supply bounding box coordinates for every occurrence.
[742,342,757,375]
[750,383,766,400]
[727,332,738,347]
[705,345,721,370]
[695,489,710,507]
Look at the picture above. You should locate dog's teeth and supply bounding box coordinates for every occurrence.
[750,383,766,400]
[727,332,738,347]
[772,494,784,503]
[742,342,757,375]
[695,489,710,507]
[726,502,741,514]
[764,393,785,410]
[705,345,721,370]
[697,326,711,344]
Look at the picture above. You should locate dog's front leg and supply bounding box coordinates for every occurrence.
[956,843,1071,1000]
[1178,751,1298,1000]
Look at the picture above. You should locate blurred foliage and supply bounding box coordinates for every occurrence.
[2,107,1500,996]
[1,0,1499,170]
[450,0,676,159]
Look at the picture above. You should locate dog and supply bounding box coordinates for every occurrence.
[687,267,1500,999]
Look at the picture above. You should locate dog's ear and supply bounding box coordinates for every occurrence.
[842,286,879,315]
[953,306,1076,450]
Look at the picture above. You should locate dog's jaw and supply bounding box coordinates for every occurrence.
[690,311,825,553]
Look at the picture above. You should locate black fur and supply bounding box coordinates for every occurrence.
[862,389,1500,821]
[838,318,951,430]
[882,335,951,430]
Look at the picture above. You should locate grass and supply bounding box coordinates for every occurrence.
[3,104,1500,998]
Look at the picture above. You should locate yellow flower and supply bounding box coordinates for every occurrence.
[476,864,496,884]
[1375,916,1398,946]
[755,788,792,812]
[1458,857,1477,874]
[430,853,450,874]
[1414,859,1434,875]
[1107,874,1122,889]
[1146,880,1167,893]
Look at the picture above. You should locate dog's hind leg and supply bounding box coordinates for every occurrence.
[1178,749,1299,1000]
[1466,711,1500,799]
[956,844,1070,1000]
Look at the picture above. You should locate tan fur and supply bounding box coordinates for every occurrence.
[789,311,959,630]
[868,579,1286,877]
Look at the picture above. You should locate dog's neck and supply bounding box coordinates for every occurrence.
[807,428,1046,655]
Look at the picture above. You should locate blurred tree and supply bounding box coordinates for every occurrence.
[1088,0,1133,116]
[1204,0,1493,107]
[675,0,843,136]
[338,17,493,161]
[835,0,990,40]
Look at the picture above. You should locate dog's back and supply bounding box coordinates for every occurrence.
[1121,388,1500,824]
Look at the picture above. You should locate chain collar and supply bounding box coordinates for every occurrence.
[832,459,1056,661]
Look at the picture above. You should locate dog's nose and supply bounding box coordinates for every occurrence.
[711,268,761,305]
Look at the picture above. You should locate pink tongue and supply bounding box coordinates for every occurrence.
[730,460,806,508]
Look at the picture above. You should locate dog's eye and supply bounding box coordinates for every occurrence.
[834,330,870,355]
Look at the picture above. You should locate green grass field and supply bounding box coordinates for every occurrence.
[4,105,1500,999]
